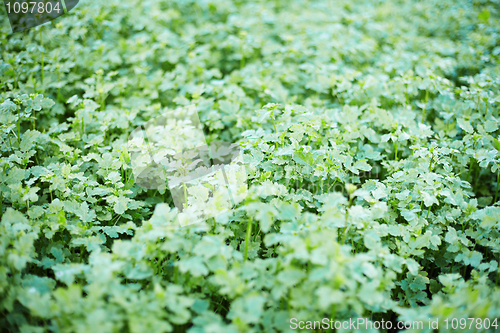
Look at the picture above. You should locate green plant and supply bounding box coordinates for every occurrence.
[1,0,500,332]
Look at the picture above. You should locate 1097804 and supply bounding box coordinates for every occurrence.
[5,1,61,14]
[2,0,79,33]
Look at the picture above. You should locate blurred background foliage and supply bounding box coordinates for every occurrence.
[1,0,500,332]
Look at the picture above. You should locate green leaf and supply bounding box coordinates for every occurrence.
[74,202,96,223]
[113,196,129,215]
[457,118,473,133]
[178,256,209,277]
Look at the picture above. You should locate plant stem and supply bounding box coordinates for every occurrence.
[421,89,429,123]
[467,159,474,183]
[40,27,44,86]
[7,132,14,152]
[341,208,349,245]
[240,42,245,69]
[244,217,253,261]
[17,107,21,140]
[495,169,500,203]
[211,217,217,234]
[330,304,337,321]
[327,179,337,192]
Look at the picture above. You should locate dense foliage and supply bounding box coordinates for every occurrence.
[1,0,500,331]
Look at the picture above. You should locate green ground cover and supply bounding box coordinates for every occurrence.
[1,0,500,331]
